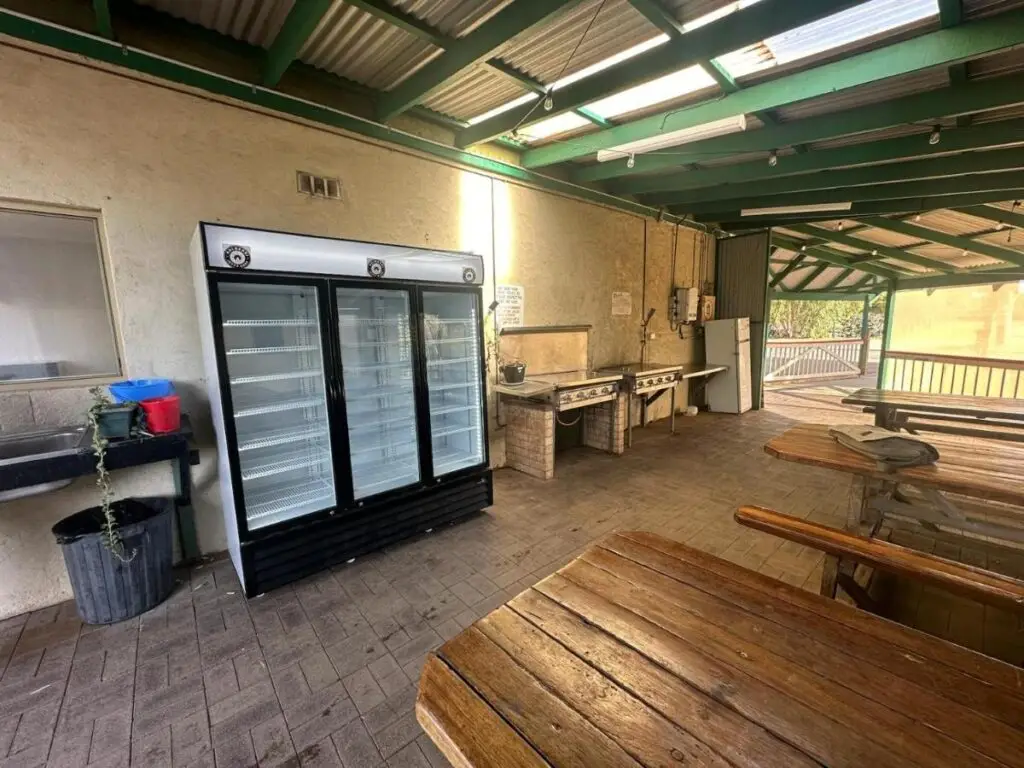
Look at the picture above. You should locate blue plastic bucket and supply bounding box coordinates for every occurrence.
[108,378,174,403]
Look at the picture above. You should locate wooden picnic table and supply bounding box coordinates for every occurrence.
[416,531,1024,768]
[842,387,1024,442]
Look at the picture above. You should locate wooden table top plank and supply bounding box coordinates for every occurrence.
[843,388,1024,420]
[416,655,551,768]
[438,626,644,768]
[559,558,1002,768]
[583,544,1024,765]
[507,589,821,768]
[477,606,735,768]
[533,572,904,768]
[620,531,1024,700]
[764,423,1024,507]
[605,533,1024,729]
[421,532,1024,767]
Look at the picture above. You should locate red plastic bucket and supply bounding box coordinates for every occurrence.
[140,395,180,434]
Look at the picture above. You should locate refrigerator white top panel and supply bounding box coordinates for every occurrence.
[200,224,484,285]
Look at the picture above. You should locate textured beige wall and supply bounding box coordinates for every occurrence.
[0,43,712,618]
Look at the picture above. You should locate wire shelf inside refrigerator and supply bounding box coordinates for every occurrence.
[240,446,333,481]
[237,424,329,452]
[246,479,336,527]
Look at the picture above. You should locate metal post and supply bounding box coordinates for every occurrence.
[626,391,633,448]
[670,384,677,435]
[858,294,871,375]
[876,283,896,389]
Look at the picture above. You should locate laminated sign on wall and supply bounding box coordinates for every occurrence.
[496,284,524,328]
[611,291,632,316]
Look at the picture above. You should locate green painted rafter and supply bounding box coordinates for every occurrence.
[375,0,579,121]
[770,236,902,280]
[860,217,1024,268]
[769,254,808,286]
[954,204,1024,229]
[642,146,1024,207]
[612,120,1024,195]
[262,0,333,86]
[898,271,1024,290]
[92,0,113,39]
[523,10,1024,168]
[343,0,610,129]
[785,224,956,273]
[677,171,1024,217]
[0,9,709,232]
[939,0,964,27]
[456,0,862,147]
[574,73,1024,183]
[793,263,829,291]
[773,290,882,300]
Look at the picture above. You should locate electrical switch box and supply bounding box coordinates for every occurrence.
[699,295,716,323]
[673,286,699,324]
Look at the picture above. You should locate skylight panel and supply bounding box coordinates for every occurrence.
[519,111,592,143]
[551,35,669,90]
[585,65,716,120]
[466,93,538,126]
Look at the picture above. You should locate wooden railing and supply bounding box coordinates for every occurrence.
[882,351,1024,398]
[765,338,867,383]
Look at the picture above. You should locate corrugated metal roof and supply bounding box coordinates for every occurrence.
[422,65,528,120]
[965,0,1024,19]
[498,0,658,86]
[909,242,1002,269]
[135,0,295,46]
[915,210,997,237]
[974,230,1024,253]
[662,0,741,27]
[393,0,511,37]
[843,227,923,248]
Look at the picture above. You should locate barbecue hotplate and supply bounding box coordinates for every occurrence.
[529,369,623,390]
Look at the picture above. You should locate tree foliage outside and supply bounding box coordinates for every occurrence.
[769,297,887,339]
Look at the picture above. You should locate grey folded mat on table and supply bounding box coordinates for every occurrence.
[829,426,940,472]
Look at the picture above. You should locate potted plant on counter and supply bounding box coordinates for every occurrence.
[50,387,175,624]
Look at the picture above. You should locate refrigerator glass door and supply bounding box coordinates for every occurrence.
[217,282,336,531]
[421,291,485,476]
[336,287,421,499]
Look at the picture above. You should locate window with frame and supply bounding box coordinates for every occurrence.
[0,206,122,385]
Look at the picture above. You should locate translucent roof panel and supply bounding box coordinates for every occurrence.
[551,35,669,91]
[585,64,716,119]
[465,93,538,126]
[520,111,593,142]
[716,0,939,79]
[681,0,765,32]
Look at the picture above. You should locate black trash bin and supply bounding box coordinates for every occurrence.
[52,496,175,624]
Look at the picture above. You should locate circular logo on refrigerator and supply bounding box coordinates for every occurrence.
[462,267,476,283]
[367,258,386,278]
[223,245,251,269]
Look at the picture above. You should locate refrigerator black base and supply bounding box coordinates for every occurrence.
[239,470,493,597]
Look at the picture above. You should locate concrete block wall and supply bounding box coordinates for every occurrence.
[583,394,627,455]
[0,41,713,618]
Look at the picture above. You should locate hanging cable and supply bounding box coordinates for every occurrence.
[509,0,608,139]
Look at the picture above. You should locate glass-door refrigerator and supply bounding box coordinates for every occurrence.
[192,223,491,596]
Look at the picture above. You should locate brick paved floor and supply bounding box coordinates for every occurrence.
[0,394,1019,767]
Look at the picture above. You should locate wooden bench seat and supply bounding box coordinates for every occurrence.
[735,505,1024,612]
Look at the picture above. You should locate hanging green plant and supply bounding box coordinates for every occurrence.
[86,387,137,564]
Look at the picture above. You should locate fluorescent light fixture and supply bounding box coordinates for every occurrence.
[740,202,853,216]
[596,114,747,162]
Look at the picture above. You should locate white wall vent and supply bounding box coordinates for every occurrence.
[296,171,342,200]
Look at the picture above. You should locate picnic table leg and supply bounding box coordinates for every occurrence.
[822,476,872,600]
[875,405,898,430]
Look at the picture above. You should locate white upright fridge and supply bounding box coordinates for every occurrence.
[192,223,492,596]
[704,317,753,414]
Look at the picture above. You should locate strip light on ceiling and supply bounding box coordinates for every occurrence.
[740,202,854,216]
[596,114,747,162]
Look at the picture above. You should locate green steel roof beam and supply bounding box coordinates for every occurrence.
[523,9,1024,168]
[770,236,903,279]
[785,224,956,273]
[574,74,1024,185]
[940,0,964,27]
[954,204,1024,228]
[792,263,830,291]
[859,216,1024,268]
[262,0,333,86]
[769,254,808,286]
[92,0,113,39]
[897,271,1024,290]
[612,120,1024,196]
[773,290,881,300]
[483,61,613,128]
[456,0,862,148]
[376,0,580,122]
[642,147,1024,208]
[676,171,1024,217]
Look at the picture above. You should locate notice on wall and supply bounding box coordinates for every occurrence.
[611,291,633,316]
[496,284,524,328]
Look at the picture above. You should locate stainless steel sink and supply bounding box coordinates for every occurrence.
[0,425,90,502]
